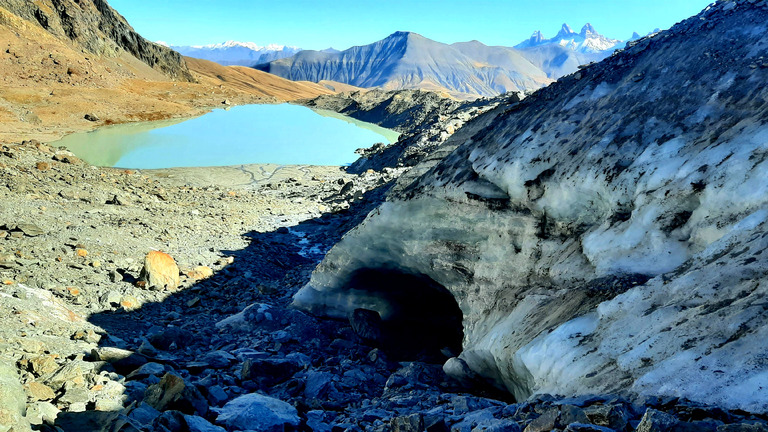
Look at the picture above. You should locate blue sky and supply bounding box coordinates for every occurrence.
[109,0,715,50]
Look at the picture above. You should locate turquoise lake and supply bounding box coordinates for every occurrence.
[55,104,399,168]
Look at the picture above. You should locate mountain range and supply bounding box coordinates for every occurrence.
[515,23,638,79]
[256,31,556,99]
[252,24,633,98]
[171,41,302,67]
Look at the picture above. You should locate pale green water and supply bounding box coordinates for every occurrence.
[55,104,399,168]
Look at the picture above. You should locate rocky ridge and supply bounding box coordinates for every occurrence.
[0,0,192,81]
[294,0,768,414]
[301,89,525,175]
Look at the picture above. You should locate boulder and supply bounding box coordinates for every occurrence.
[140,251,180,290]
[214,393,300,432]
[143,373,207,416]
[636,409,679,432]
[0,362,31,432]
[183,415,226,432]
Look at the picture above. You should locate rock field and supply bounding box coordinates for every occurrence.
[0,116,766,432]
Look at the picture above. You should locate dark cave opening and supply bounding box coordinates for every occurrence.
[344,268,464,362]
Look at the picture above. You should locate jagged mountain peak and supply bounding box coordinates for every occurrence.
[580,23,598,37]
[529,30,545,44]
[556,23,577,38]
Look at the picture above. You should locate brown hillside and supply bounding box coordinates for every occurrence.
[0,3,336,144]
[184,57,336,101]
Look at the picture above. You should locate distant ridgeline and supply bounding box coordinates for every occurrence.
[254,25,636,99]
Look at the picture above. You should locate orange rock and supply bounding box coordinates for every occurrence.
[140,251,180,290]
[76,248,88,257]
[186,265,213,280]
[36,161,50,171]
[2,280,12,285]
[120,295,140,310]
[25,381,55,402]
[66,287,80,296]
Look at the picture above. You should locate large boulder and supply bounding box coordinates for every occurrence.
[0,361,31,432]
[214,393,300,432]
[293,0,768,412]
[140,251,180,290]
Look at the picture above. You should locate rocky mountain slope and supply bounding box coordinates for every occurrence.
[172,41,302,67]
[302,89,463,134]
[258,31,554,99]
[0,0,192,81]
[185,57,336,101]
[294,0,768,413]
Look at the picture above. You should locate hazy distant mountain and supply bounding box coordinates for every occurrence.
[257,31,553,99]
[516,23,623,78]
[172,41,302,67]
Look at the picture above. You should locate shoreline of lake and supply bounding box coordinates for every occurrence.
[54,104,399,169]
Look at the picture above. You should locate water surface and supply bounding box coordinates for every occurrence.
[56,104,398,168]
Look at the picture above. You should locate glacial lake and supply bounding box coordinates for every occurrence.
[56,104,399,168]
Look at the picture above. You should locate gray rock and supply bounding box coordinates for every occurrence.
[128,403,161,428]
[524,407,559,432]
[306,410,333,432]
[16,223,45,237]
[149,327,193,350]
[54,410,120,432]
[584,404,631,430]
[26,402,60,426]
[214,393,300,432]
[563,424,616,432]
[144,373,207,416]
[0,362,31,431]
[183,415,227,432]
[206,385,229,406]
[126,362,167,380]
[472,420,521,432]
[199,350,235,368]
[304,370,334,399]
[93,347,148,373]
[636,409,680,432]
[718,424,768,432]
[241,356,304,386]
[391,413,424,432]
[443,357,479,387]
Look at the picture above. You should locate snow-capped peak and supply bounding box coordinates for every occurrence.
[580,23,598,37]
[517,22,622,54]
[171,41,303,67]
[185,41,300,52]
[556,23,577,39]
[529,30,545,44]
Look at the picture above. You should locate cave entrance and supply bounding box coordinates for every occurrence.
[344,268,464,362]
